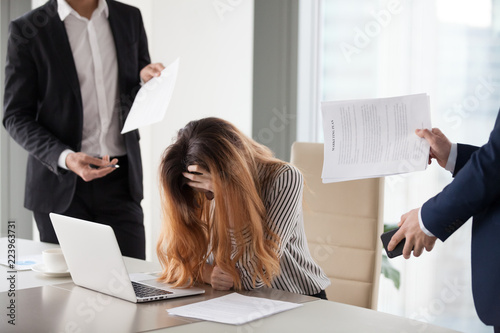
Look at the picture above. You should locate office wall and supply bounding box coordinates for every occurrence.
[124,0,255,260]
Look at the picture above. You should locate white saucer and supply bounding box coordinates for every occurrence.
[32,264,71,277]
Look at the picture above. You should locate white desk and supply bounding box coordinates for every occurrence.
[0,239,461,333]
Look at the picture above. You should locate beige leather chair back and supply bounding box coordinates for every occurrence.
[290,142,384,309]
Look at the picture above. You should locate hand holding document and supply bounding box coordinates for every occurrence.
[321,93,431,183]
[121,58,179,134]
[167,293,302,325]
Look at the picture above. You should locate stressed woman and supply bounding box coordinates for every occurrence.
[156,117,330,299]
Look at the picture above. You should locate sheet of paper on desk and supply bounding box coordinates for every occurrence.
[167,292,302,325]
[321,93,431,183]
[121,58,179,134]
[0,254,42,271]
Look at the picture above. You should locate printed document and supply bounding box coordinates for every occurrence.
[321,93,431,183]
[167,293,302,325]
[121,58,179,134]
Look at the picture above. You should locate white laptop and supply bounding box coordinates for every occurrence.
[49,213,205,303]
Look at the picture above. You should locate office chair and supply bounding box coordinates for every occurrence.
[290,142,384,309]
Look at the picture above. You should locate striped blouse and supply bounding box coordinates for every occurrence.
[235,164,331,295]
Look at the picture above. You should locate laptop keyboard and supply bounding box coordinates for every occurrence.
[132,281,173,298]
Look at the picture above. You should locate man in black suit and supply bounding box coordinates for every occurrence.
[389,117,500,330]
[3,0,163,259]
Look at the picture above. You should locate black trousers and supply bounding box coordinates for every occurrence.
[34,156,145,259]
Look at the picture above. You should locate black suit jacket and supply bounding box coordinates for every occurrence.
[3,0,150,213]
[422,111,500,326]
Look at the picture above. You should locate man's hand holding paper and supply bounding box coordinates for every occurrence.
[121,58,180,134]
[415,128,452,168]
[321,93,432,183]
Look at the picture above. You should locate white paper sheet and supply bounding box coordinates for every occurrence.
[321,93,431,183]
[121,58,179,134]
[0,254,42,271]
[167,292,302,325]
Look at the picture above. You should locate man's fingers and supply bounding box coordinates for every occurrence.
[81,167,115,182]
[151,62,165,74]
[387,228,405,251]
[85,155,111,167]
[146,63,164,76]
[431,128,444,136]
[415,128,435,143]
[141,63,165,83]
[81,156,118,181]
[66,152,118,182]
[84,156,104,166]
[424,238,436,252]
[146,67,160,78]
[87,157,119,170]
[415,128,427,138]
[397,212,409,227]
[412,244,424,257]
[402,239,414,259]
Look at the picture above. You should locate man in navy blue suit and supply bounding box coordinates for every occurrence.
[389,112,500,331]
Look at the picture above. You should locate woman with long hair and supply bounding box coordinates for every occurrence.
[157,117,330,298]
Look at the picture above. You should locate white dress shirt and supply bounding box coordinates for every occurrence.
[419,143,458,237]
[57,0,126,169]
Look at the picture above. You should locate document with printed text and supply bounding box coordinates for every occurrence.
[121,58,179,134]
[167,293,302,325]
[321,93,431,183]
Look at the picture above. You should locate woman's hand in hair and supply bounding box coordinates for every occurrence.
[210,266,234,291]
[183,165,215,200]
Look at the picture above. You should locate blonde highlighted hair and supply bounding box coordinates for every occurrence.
[156,117,285,289]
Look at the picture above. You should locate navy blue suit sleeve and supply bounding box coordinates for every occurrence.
[453,144,479,177]
[421,112,500,241]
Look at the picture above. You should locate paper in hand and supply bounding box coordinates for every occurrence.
[321,93,431,183]
[121,58,180,134]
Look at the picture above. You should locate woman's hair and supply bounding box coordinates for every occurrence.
[156,117,285,289]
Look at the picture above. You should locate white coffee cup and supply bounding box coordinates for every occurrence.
[42,248,68,272]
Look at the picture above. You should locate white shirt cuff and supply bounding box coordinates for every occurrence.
[418,208,435,237]
[58,149,74,170]
[444,143,457,173]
